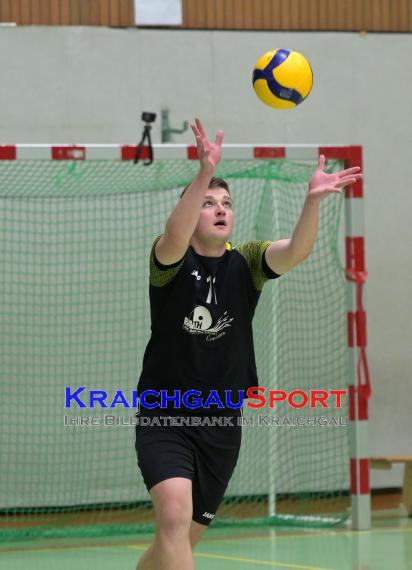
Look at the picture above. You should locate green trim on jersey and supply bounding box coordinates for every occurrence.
[149,236,185,287]
[149,237,274,291]
[235,240,273,292]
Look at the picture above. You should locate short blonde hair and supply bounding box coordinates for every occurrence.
[180,176,230,198]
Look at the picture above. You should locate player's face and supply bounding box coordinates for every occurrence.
[194,187,234,244]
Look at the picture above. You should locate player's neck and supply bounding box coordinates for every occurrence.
[190,237,227,258]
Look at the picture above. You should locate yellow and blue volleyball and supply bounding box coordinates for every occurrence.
[252,49,313,109]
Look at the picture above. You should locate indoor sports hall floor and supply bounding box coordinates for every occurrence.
[1,515,411,570]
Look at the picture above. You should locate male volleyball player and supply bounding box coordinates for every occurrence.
[135,118,361,570]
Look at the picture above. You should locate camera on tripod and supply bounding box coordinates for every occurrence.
[134,112,157,165]
[141,112,156,124]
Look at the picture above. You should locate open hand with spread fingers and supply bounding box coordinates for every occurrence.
[308,154,362,200]
[190,117,224,175]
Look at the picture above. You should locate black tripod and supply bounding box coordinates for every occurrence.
[134,113,156,165]
[134,124,153,165]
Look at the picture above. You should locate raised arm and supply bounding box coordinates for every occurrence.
[265,155,362,275]
[155,118,224,265]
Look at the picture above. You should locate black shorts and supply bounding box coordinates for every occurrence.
[135,410,242,526]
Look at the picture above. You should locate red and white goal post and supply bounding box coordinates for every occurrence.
[0,143,371,531]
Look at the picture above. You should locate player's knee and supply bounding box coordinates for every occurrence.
[151,478,192,537]
[157,500,192,539]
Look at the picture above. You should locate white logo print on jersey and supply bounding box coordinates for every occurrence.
[183,270,233,341]
[183,305,233,341]
[206,276,216,304]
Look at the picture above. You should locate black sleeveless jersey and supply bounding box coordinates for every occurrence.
[137,237,280,410]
